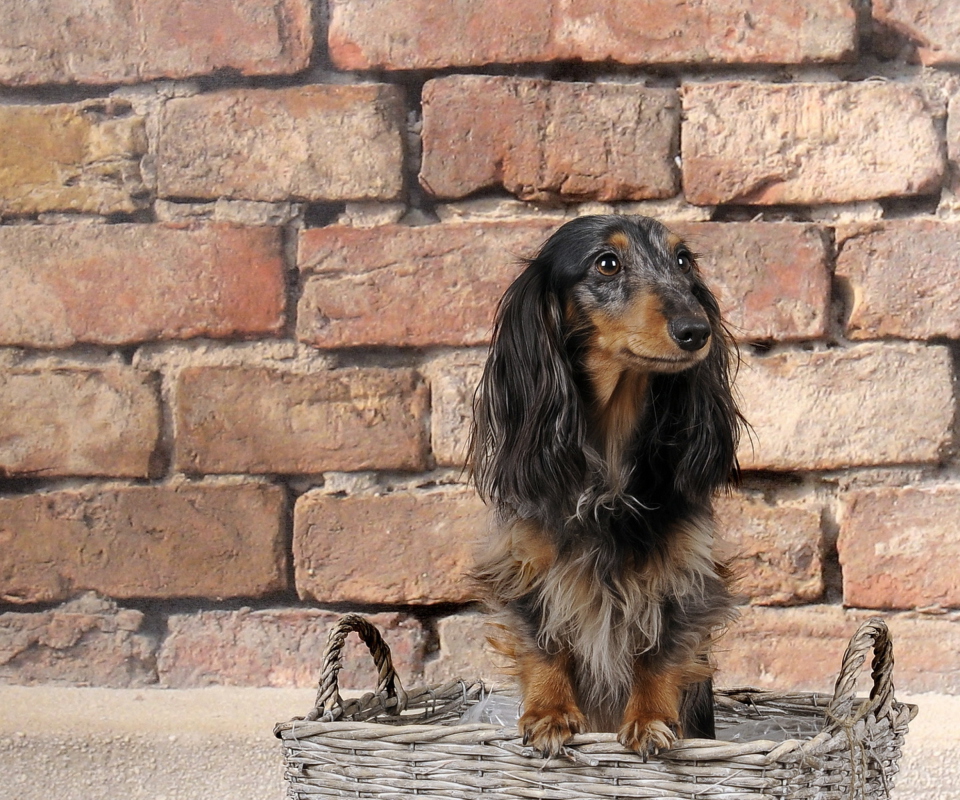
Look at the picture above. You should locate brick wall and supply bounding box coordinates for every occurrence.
[1,0,959,699]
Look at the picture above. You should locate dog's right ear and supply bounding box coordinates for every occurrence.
[468,259,586,521]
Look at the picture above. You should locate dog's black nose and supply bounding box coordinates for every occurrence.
[669,317,711,351]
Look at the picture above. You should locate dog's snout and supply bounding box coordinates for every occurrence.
[669,317,711,352]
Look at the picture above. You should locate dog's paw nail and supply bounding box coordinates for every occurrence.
[519,707,586,758]
[618,718,679,759]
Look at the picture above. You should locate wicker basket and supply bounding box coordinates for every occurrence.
[275,614,917,800]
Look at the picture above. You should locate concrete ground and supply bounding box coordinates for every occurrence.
[0,687,955,800]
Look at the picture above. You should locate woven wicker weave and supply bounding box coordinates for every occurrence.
[275,614,916,800]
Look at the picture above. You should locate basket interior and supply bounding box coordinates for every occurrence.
[344,681,833,744]
[714,690,829,742]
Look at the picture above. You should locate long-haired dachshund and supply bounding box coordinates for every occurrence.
[469,215,743,758]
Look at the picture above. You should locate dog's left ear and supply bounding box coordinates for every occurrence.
[653,285,743,499]
[686,284,743,495]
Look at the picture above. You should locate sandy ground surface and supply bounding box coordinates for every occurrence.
[895,694,960,800]
[0,687,955,799]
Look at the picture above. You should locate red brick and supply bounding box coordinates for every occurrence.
[158,86,405,202]
[174,367,429,474]
[0,594,156,687]
[736,344,954,471]
[837,221,960,340]
[423,613,508,689]
[715,493,824,605]
[427,357,485,468]
[950,93,960,169]
[293,487,484,605]
[0,101,146,215]
[673,222,831,341]
[420,77,680,202]
[868,613,960,694]
[298,220,828,349]
[719,605,960,695]
[0,224,285,348]
[0,482,287,604]
[0,0,312,86]
[718,606,851,691]
[682,82,945,205]
[873,0,960,65]
[838,485,960,609]
[329,0,856,70]
[158,609,426,689]
[0,365,161,478]
[297,222,556,348]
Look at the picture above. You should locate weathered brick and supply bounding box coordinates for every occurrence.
[876,614,960,694]
[0,100,146,215]
[672,222,831,341]
[0,365,161,478]
[0,482,287,604]
[297,222,556,348]
[682,82,945,205]
[0,0,312,86]
[873,0,960,65]
[715,493,824,605]
[427,358,484,468]
[423,612,508,689]
[871,613,960,695]
[293,487,485,605]
[0,594,157,687]
[420,77,680,202]
[158,86,405,202]
[0,224,286,348]
[329,0,856,70]
[718,606,850,691]
[950,93,960,168]
[735,343,954,471]
[174,367,429,474]
[838,485,960,609]
[837,221,960,340]
[158,609,426,689]
[719,605,960,694]
[298,220,828,349]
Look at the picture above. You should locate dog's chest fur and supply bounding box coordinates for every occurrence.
[531,363,718,718]
[535,514,719,725]
[478,510,723,730]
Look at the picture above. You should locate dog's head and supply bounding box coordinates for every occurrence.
[539,215,717,376]
[470,215,742,522]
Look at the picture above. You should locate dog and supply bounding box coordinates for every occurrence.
[469,215,743,758]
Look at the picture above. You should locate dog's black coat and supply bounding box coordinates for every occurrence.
[470,215,744,756]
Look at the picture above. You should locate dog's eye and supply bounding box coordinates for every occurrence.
[676,248,694,273]
[595,253,621,276]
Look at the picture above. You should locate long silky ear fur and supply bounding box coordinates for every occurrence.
[468,260,586,523]
[640,280,743,502]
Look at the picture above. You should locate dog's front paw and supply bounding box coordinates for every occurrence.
[519,706,587,757]
[617,716,681,761]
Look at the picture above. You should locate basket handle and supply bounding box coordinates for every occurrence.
[307,614,407,721]
[827,617,895,724]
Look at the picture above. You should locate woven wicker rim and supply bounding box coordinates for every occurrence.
[295,613,904,741]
